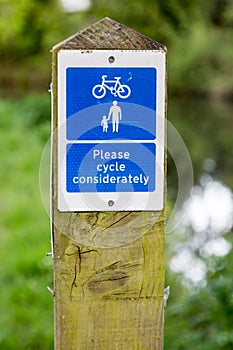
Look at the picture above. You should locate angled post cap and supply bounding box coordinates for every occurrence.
[52,17,167,51]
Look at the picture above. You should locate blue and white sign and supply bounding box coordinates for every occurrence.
[57,50,166,211]
[66,68,156,140]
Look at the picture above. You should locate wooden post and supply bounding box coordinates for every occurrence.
[52,17,166,349]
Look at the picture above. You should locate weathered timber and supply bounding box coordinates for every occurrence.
[52,17,166,350]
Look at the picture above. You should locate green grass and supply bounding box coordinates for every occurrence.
[0,96,53,349]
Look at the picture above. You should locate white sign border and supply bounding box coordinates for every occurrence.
[57,49,166,212]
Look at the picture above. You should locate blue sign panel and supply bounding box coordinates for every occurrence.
[66,68,156,141]
[66,143,156,193]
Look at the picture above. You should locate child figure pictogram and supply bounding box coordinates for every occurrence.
[101,115,108,132]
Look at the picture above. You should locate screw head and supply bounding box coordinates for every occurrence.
[108,56,115,63]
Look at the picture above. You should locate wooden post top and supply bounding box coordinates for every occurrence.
[52,17,166,52]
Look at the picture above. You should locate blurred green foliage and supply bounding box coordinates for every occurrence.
[165,235,233,350]
[0,0,233,349]
[0,0,233,98]
[0,0,65,58]
[0,97,53,349]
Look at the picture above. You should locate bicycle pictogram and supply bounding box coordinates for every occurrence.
[92,75,131,99]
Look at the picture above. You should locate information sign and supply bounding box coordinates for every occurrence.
[57,50,166,211]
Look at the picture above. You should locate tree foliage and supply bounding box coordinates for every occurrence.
[0,0,232,97]
[165,236,233,350]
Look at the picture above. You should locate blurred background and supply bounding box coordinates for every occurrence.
[0,0,233,349]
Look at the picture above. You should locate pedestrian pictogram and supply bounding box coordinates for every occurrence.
[100,101,122,133]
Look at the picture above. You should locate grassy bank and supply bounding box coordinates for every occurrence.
[0,96,53,349]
